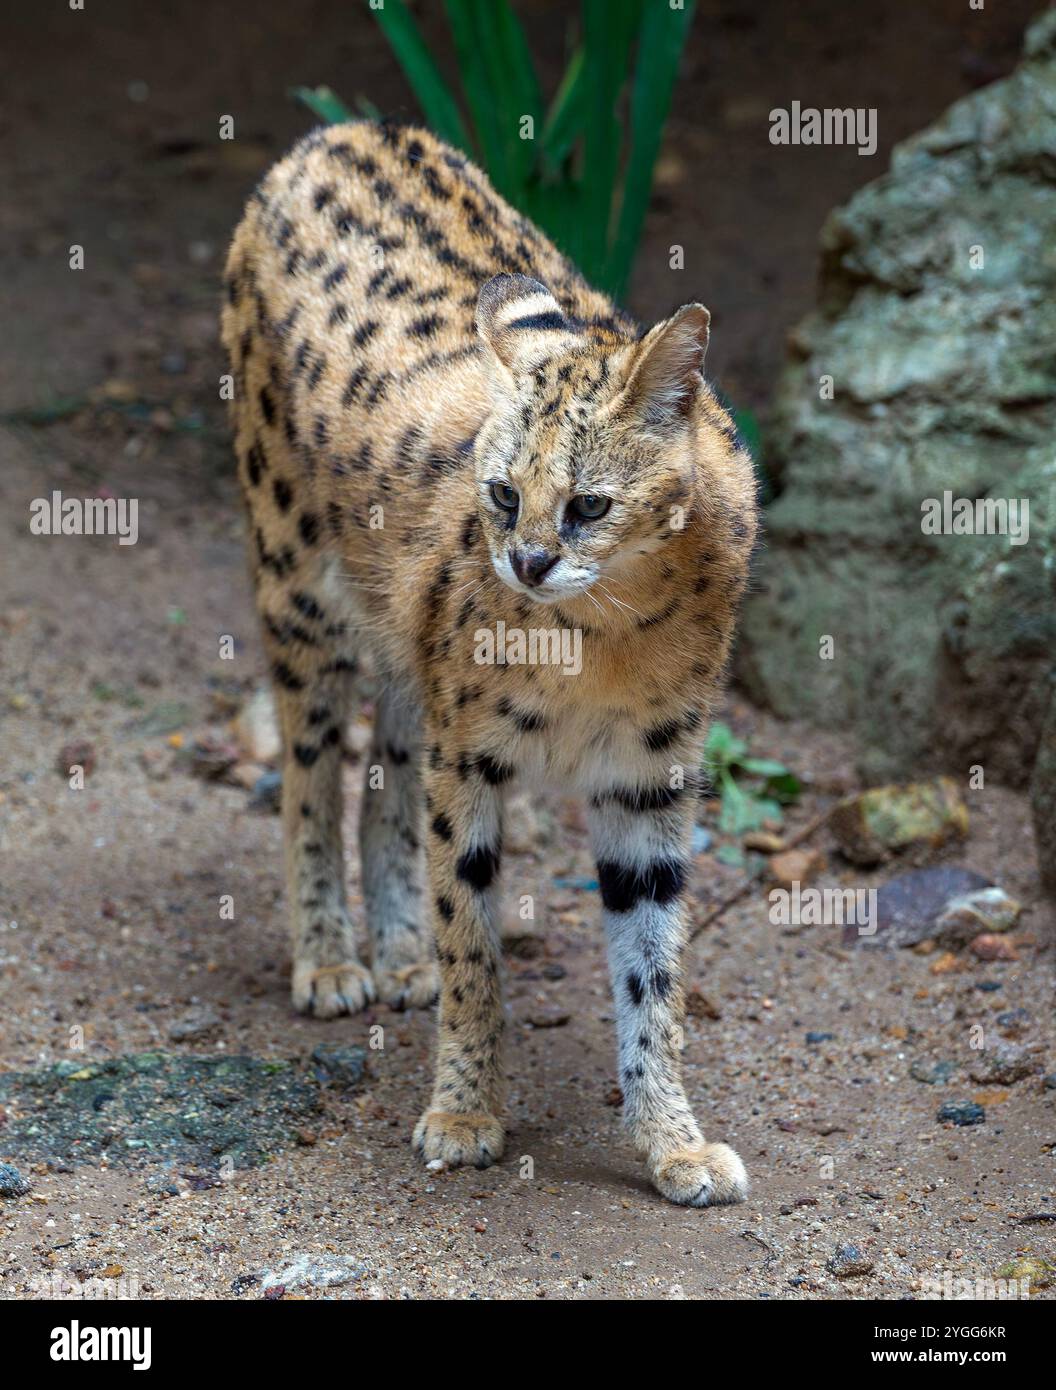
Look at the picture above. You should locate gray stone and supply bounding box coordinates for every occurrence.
[167,1004,222,1042]
[0,1162,31,1197]
[738,12,1056,797]
[826,1244,874,1278]
[311,1043,367,1089]
[260,1254,366,1292]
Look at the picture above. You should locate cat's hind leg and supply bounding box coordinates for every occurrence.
[359,685,439,1009]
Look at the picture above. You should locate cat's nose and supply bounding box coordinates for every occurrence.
[510,546,559,587]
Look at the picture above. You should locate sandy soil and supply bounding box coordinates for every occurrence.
[1,0,1052,1302]
[2,429,1053,1300]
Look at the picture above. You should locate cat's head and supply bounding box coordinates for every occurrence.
[472,272,733,605]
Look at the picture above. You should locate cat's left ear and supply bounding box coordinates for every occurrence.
[621,303,710,428]
[476,273,578,376]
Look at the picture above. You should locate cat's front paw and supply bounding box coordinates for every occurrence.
[413,1110,505,1170]
[373,960,439,1011]
[651,1142,748,1207]
[292,960,375,1019]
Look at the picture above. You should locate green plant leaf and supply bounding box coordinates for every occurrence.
[442,0,511,191]
[289,85,357,125]
[579,0,639,284]
[608,0,696,297]
[765,771,803,803]
[704,721,748,769]
[740,757,791,778]
[480,0,543,191]
[374,0,473,151]
[540,47,585,173]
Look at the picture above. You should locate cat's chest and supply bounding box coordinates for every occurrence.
[501,676,660,794]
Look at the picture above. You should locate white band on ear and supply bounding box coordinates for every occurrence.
[476,273,580,375]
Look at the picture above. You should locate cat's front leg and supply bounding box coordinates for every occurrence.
[412,755,506,1170]
[588,779,748,1207]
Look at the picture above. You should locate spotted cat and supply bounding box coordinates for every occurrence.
[221,121,757,1206]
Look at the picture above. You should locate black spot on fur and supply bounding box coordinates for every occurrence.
[642,719,681,753]
[597,859,686,912]
[431,812,453,842]
[456,844,500,891]
[272,661,304,692]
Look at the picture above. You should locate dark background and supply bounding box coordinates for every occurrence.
[1,0,1039,452]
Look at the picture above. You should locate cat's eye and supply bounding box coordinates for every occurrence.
[490,481,519,513]
[568,493,611,521]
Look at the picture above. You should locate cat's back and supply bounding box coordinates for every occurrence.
[222,120,617,390]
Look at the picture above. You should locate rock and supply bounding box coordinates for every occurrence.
[1044,1074,1056,1090]
[830,779,968,866]
[969,933,1018,961]
[826,1244,874,1278]
[167,1005,222,1043]
[502,930,545,959]
[248,769,282,813]
[805,1031,835,1046]
[934,888,1022,945]
[770,848,825,888]
[0,1162,31,1197]
[685,986,722,1020]
[56,740,96,778]
[937,1100,985,1126]
[230,760,268,791]
[525,1008,570,1029]
[969,1043,1037,1086]
[260,1254,365,1292]
[1031,686,1056,897]
[737,12,1056,796]
[995,1256,1054,1291]
[743,831,785,853]
[310,1044,367,1089]
[233,686,281,765]
[929,951,963,975]
[180,735,240,782]
[910,1059,958,1085]
[845,866,992,947]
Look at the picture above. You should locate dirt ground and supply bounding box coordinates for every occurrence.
[1,0,1053,1301]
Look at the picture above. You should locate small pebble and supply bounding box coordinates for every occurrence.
[937,1100,985,1126]
[826,1244,874,1277]
[0,1162,31,1197]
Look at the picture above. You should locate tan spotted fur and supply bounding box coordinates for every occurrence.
[221,121,757,1205]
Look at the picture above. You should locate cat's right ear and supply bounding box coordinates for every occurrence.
[475,273,576,377]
